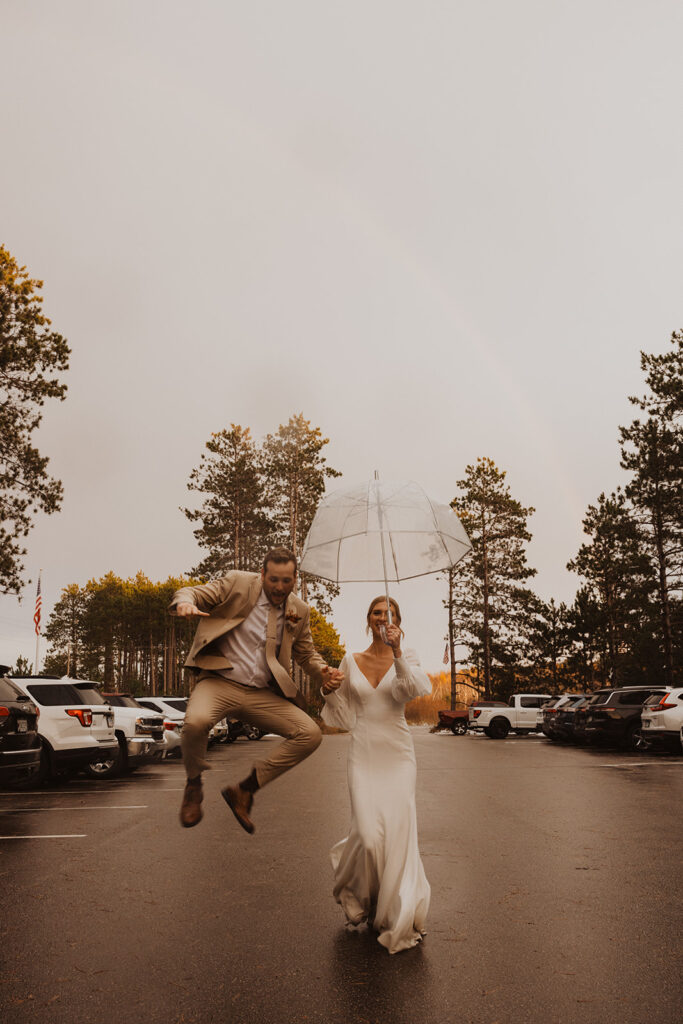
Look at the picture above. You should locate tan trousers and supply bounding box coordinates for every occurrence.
[181,673,322,787]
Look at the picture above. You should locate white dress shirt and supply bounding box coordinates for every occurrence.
[216,590,285,687]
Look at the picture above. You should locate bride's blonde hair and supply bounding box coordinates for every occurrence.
[366,595,404,635]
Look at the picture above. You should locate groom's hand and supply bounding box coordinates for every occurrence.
[176,602,210,618]
[321,665,343,694]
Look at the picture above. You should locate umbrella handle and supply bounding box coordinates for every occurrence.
[374,472,393,639]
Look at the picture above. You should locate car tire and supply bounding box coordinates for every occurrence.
[450,720,468,736]
[623,724,651,753]
[486,717,511,739]
[84,736,125,779]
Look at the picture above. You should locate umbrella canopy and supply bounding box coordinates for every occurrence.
[299,478,471,584]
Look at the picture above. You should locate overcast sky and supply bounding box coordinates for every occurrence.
[1,0,682,673]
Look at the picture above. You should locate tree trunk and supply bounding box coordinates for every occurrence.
[652,498,675,685]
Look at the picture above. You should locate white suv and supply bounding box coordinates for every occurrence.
[641,688,683,750]
[11,677,117,783]
[71,683,167,778]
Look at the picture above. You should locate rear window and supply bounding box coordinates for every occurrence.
[616,690,664,706]
[0,678,22,700]
[26,683,85,706]
[520,696,545,708]
[590,691,612,706]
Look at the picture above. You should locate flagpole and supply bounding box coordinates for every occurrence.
[34,570,42,674]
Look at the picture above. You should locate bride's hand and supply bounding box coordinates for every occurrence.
[385,624,402,657]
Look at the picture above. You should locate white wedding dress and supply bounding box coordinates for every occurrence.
[321,649,432,953]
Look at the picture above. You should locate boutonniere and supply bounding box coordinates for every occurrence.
[285,610,302,632]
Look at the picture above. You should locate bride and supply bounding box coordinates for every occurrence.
[321,596,432,954]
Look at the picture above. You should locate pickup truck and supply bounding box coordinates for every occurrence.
[437,701,507,735]
[468,693,552,739]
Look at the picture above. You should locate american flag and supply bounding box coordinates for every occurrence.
[34,575,42,636]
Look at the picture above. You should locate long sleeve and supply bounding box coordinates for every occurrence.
[291,606,328,686]
[168,574,236,614]
[390,648,432,704]
[320,654,357,732]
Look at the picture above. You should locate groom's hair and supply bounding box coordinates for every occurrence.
[262,546,297,573]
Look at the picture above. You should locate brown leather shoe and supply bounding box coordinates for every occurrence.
[179,778,203,828]
[221,784,255,834]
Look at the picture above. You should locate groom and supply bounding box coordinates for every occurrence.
[170,547,343,833]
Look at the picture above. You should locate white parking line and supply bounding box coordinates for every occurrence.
[0,788,186,796]
[0,805,148,813]
[0,834,87,840]
[599,762,683,768]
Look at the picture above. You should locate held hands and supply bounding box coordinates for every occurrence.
[321,665,343,695]
[384,624,402,657]
[176,602,210,618]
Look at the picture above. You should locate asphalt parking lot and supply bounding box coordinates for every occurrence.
[1,731,682,1024]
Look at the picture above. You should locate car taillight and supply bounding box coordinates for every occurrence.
[66,708,93,727]
[652,701,677,711]
[0,706,9,717]
[164,721,178,731]
[472,709,482,718]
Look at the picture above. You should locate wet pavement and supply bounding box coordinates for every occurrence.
[1,730,682,1024]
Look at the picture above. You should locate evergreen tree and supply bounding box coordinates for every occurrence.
[619,331,683,684]
[0,246,70,594]
[567,490,658,685]
[262,413,341,612]
[184,425,272,577]
[448,458,536,697]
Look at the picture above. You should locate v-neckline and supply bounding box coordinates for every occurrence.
[352,654,394,690]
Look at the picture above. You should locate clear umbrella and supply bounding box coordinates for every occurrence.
[300,474,472,627]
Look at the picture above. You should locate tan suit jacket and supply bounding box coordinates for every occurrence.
[169,571,327,696]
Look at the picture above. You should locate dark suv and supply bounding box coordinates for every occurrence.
[0,671,42,787]
[582,685,670,751]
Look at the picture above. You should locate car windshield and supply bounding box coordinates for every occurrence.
[162,698,188,711]
[25,683,86,706]
[73,685,108,705]
[104,695,140,708]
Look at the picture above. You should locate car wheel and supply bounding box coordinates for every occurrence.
[84,737,125,779]
[623,724,651,753]
[450,720,468,736]
[486,717,510,739]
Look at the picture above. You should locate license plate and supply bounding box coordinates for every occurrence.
[17,719,27,732]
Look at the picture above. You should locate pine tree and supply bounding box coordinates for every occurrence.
[619,331,683,684]
[0,246,70,594]
[261,413,341,612]
[567,490,658,685]
[448,458,536,698]
[184,425,273,577]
